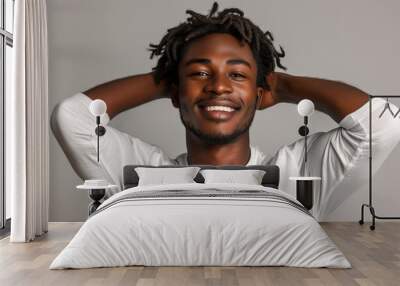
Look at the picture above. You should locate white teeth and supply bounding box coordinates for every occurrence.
[205,106,235,112]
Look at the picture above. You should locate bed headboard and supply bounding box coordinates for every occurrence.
[123,165,280,190]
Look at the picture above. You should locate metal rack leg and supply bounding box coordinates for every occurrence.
[359,202,400,230]
[359,204,375,230]
[370,206,376,231]
[359,204,366,225]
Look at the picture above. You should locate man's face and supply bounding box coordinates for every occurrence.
[175,33,264,145]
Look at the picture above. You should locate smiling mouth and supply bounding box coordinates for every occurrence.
[198,105,239,121]
[204,105,236,112]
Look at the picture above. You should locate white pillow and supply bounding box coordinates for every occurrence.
[200,169,266,185]
[135,167,201,186]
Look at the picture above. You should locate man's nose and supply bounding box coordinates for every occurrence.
[205,74,233,95]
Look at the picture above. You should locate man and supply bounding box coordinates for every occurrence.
[51,3,400,220]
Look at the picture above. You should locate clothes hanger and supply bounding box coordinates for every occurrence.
[393,105,400,118]
[379,97,396,118]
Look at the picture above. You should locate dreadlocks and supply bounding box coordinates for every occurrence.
[149,2,286,90]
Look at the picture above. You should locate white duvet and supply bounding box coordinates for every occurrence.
[50,183,351,269]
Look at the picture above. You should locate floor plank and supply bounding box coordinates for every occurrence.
[0,222,399,286]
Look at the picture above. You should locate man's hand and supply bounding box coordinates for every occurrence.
[257,72,282,110]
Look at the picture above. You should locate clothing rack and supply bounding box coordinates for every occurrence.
[359,95,400,230]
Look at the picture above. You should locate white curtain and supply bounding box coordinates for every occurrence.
[8,0,49,242]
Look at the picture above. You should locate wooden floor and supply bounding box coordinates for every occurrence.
[0,222,399,286]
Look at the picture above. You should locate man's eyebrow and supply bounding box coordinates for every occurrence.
[184,58,252,68]
[227,59,252,69]
[185,58,211,66]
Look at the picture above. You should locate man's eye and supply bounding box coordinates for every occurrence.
[190,71,209,78]
[230,72,246,80]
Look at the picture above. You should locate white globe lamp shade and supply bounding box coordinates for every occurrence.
[89,99,107,116]
[297,99,315,117]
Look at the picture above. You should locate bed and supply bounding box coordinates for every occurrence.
[49,165,351,269]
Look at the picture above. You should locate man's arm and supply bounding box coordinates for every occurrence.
[51,72,173,196]
[262,72,369,123]
[84,72,168,119]
[263,73,400,219]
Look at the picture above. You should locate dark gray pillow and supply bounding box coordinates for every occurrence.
[123,165,279,190]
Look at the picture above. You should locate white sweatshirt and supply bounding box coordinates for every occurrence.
[51,93,400,220]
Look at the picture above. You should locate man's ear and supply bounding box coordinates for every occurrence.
[256,88,264,110]
[170,84,180,109]
[257,87,275,110]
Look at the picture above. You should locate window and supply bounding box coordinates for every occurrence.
[0,0,14,233]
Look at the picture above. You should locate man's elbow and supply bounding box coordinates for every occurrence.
[50,101,67,141]
[50,98,80,148]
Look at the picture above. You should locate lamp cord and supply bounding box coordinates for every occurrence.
[97,123,100,163]
[96,116,100,163]
[304,116,308,177]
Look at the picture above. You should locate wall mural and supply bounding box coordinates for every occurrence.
[50,2,400,224]
[47,1,400,270]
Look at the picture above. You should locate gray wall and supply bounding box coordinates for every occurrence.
[47,0,400,222]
